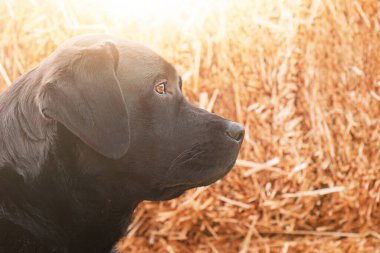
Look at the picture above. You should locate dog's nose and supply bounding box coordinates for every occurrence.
[226,122,245,142]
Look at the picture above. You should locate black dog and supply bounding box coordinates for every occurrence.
[0,34,244,253]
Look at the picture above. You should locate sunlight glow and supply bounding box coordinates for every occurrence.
[102,0,219,22]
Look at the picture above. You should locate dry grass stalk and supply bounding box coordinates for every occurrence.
[1,0,380,252]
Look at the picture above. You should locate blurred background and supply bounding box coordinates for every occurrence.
[1,0,380,252]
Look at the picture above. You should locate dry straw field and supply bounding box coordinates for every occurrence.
[1,0,380,252]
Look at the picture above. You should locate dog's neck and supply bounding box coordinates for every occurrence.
[0,124,139,252]
[0,68,54,179]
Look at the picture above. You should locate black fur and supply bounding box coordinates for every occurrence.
[0,34,244,252]
[0,125,137,252]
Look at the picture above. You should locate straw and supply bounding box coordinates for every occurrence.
[1,0,380,252]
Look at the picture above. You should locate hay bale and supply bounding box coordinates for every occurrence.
[1,0,379,252]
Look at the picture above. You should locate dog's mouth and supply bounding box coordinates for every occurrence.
[148,137,242,201]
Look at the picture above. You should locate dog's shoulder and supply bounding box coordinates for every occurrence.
[0,158,74,252]
[0,166,61,252]
[0,218,55,253]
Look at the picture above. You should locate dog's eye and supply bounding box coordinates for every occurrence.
[155,82,166,94]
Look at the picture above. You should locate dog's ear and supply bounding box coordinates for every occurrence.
[38,42,129,159]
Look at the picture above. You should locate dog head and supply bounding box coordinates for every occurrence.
[35,34,244,201]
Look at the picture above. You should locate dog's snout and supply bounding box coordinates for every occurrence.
[226,122,245,142]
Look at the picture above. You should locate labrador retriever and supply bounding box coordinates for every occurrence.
[0,34,244,253]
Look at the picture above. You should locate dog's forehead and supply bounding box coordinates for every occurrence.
[116,42,178,89]
[119,42,176,75]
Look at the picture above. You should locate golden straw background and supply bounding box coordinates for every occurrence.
[1,0,380,252]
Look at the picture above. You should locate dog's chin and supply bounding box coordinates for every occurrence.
[147,185,189,201]
[152,160,237,201]
[154,187,188,201]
